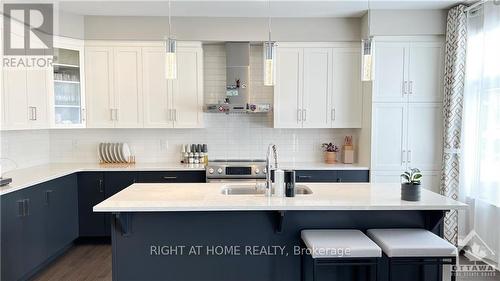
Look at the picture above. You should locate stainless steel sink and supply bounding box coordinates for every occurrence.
[221,184,313,195]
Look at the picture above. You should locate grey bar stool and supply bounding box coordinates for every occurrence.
[301,229,382,281]
[367,229,457,281]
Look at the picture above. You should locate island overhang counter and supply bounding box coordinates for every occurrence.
[94,183,466,281]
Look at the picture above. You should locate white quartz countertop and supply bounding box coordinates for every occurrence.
[93,182,467,212]
[0,162,368,196]
[0,162,205,195]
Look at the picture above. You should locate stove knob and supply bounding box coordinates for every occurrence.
[263,168,267,174]
[255,168,260,174]
[217,168,223,174]
[208,168,214,174]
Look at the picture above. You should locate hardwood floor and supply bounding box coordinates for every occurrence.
[33,244,112,281]
[33,244,499,281]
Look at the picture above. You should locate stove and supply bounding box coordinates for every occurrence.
[205,159,267,182]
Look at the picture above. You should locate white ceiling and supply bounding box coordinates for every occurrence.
[55,0,467,18]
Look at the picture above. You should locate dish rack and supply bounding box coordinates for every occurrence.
[98,142,135,164]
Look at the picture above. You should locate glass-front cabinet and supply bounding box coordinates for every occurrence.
[50,37,86,128]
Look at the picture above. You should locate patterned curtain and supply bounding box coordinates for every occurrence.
[440,4,467,245]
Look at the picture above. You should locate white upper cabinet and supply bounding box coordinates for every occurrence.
[171,46,204,128]
[26,64,50,129]
[274,47,303,128]
[331,47,362,128]
[407,103,443,170]
[50,37,86,128]
[86,41,203,129]
[373,42,408,103]
[85,46,115,128]
[274,43,362,129]
[373,39,444,103]
[2,66,30,130]
[302,48,331,128]
[371,103,408,171]
[142,47,172,128]
[113,47,143,128]
[408,42,444,103]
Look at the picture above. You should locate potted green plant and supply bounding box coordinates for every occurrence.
[400,168,423,201]
[322,142,339,164]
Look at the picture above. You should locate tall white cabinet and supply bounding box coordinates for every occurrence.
[274,43,362,129]
[370,37,445,192]
[85,41,203,128]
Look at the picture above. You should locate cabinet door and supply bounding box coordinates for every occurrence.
[26,60,50,129]
[142,47,173,128]
[407,103,443,171]
[1,191,26,281]
[337,170,370,183]
[373,42,408,103]
[114,47,143,128]
[171,47,204,128]
[295,170,339,182]
[371,103,408,171]
[2,67,29,130]
[302,48,331,128]
[331,48,362,128]
[408,42,444,102]
[274,47,303,128]
[45,175,78,257]
[85,47,115,128]
[77,172,106,237]
[23,185,48,275]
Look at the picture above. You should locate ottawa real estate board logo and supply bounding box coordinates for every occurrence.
[3,3,53,68]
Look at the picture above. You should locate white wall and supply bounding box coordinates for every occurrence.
[84,16,361,41]
[361,10,447,37]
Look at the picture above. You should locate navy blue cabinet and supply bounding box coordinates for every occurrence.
[104,172,137,236]
[136,171,205,183]
[78,172,106,237]
[1,175,78,281]
[295,170,369,183]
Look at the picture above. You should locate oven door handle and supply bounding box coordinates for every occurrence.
[206,178,266,183]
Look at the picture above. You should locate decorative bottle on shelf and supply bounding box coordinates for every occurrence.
[180,144,186,163]
[203,144,208,164]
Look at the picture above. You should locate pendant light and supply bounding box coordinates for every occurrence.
[263,0,276,86]
[361,0,374,81]
[165,0,177,80]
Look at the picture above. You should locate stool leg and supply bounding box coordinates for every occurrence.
[388,260,392,281]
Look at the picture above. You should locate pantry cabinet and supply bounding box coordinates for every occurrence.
[274,43,362,129]
[86,41,203,128]
[370,37,445,189]
[373,40,444,103]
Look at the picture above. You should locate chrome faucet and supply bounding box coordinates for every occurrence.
[265,144,278,197]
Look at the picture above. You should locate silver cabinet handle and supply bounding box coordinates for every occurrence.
[98,179,104,193]
[115,108,119,121]
[81,108,86,122]
[17,200,25,217]
[174,109,177,122]
[303,109,307,121]
[297,109,302,121]
[45,190,53,205]
[409,81,413,95]
[110,108,114,121]
[162,176,177,180]
[33,107,37,120]
[402,150,406,164]
[403,81,408,95]
[28,106,36,120]
[23,199,30,216]
[331,108,336,121]
[407,150,412,163]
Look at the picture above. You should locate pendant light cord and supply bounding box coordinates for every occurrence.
[168,0,172,38]
[367,0,371,37]
[268,0,272,43]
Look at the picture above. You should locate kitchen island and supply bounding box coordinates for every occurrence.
[94,183,466,281]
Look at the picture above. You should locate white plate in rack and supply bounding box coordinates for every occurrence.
[122,143,131,162]
[117,143,125,162]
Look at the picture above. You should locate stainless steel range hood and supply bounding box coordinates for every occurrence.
[204,42,272,114]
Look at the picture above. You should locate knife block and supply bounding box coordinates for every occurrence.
[343,146,354,164]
